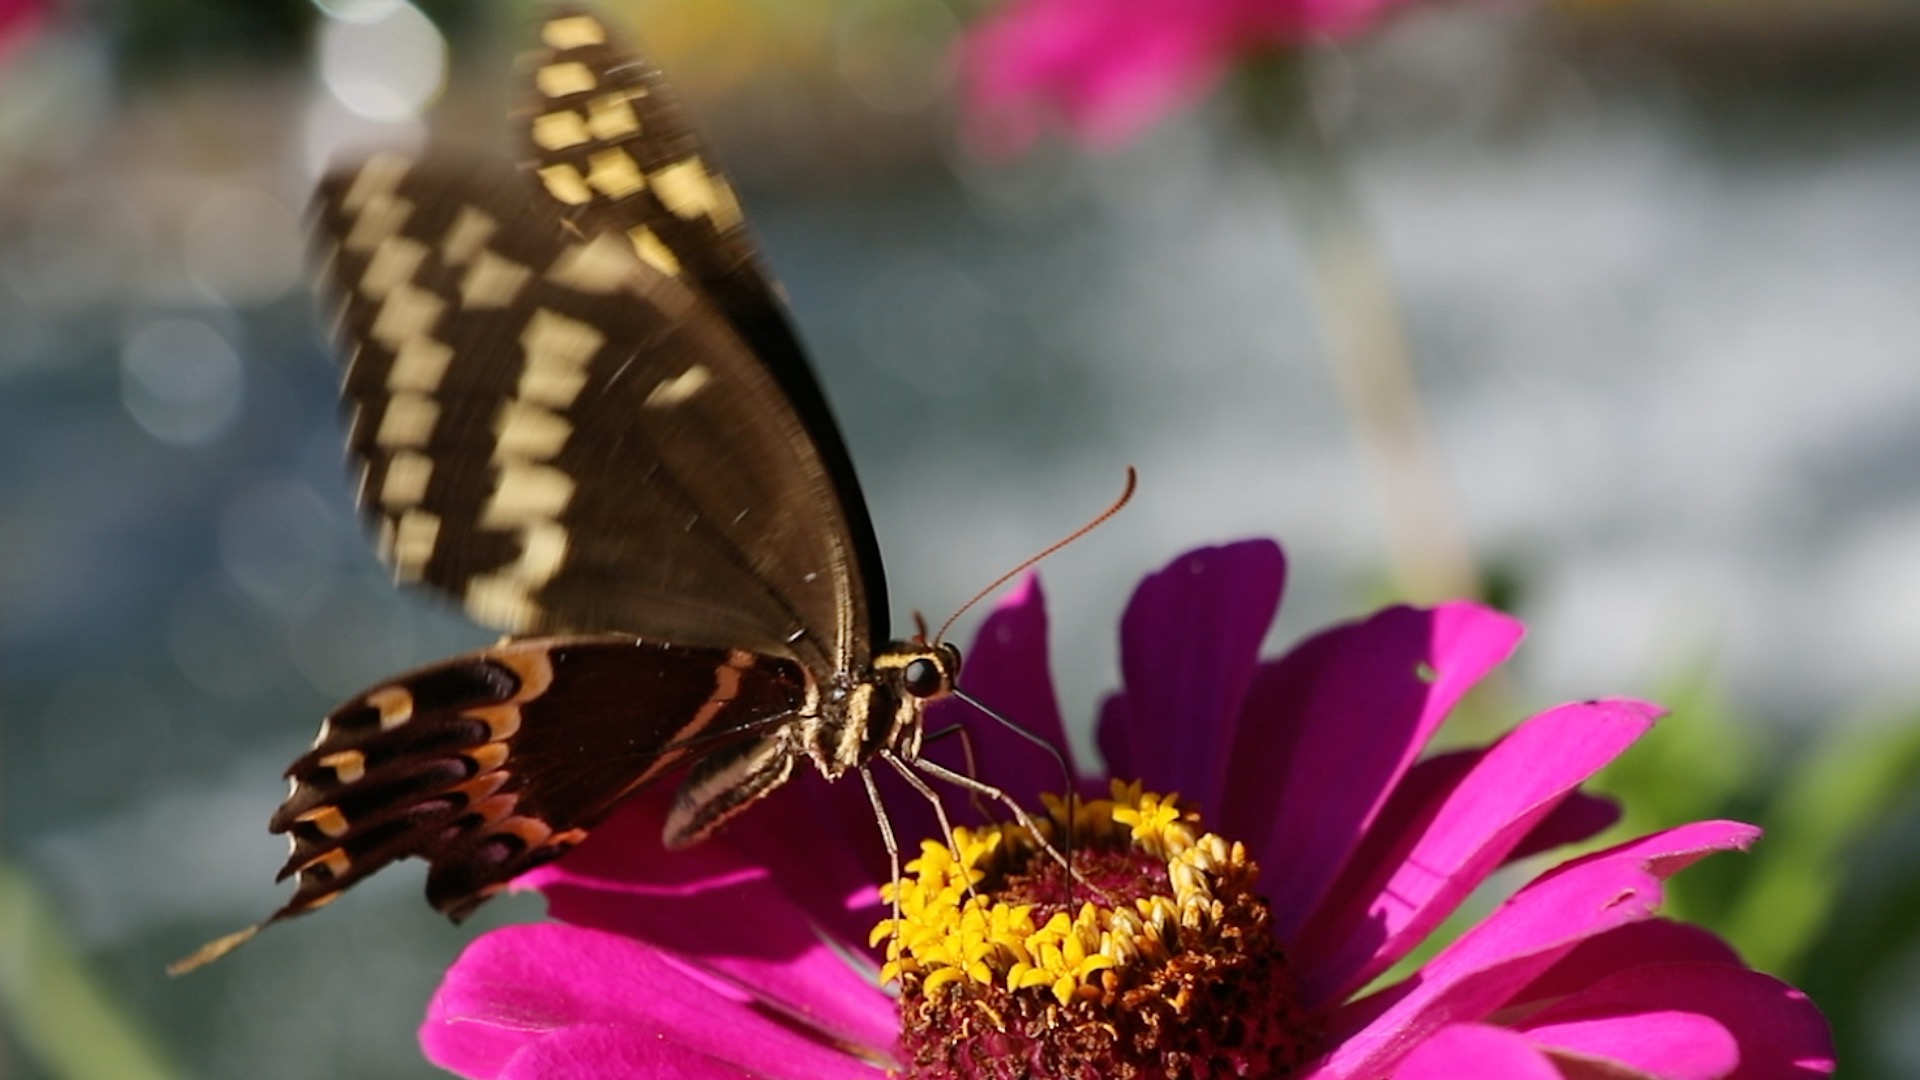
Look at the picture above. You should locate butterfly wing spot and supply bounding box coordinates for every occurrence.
[492,400,573,462]
[318,750,367,783]
[648,159,741,231]
[343,191,415,253]
[295,805,351,840]
[380,450,434,508]
[535,61,597,98]
[546,232,638,294]
[458,249,534,309]
[359,235,428,300]
[366,685,416,730]
[369,281,446,347]
[295,848,353,882]
[464,579,537,633]
[374,391,440,448]
[340,152,410,213]
[466,741,510,773]
[517,521,570,580]
[479,463,575,527]
[531,109,591,151]
[387,337,455,393]
[389,508,441,581]
[536,162,593,205]
[516,308,602,407]
[643,364,712,409]
[542,14,606,50]
[585,92,641,140]
[440,205,499,266]
[625,226,681,277]
[464,523,571,624]
[585,148,646,200]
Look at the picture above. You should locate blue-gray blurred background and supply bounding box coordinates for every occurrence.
[5,0,1920,1077]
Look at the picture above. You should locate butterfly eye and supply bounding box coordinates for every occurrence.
[902,656,946,699]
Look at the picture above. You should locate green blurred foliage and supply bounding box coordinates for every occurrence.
[0,865,189,1080]
[1593,666,1920,1075]
[94,0,498,79]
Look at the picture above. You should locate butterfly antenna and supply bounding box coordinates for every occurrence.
[933,466,1137,645]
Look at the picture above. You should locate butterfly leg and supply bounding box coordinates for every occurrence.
[859,764,904,949]
[881,752,978,905]
[903,755,1102,901]
[917,722,994,823]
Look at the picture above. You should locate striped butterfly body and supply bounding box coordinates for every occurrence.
[174,6,958,971]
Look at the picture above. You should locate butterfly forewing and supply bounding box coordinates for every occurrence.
[517,6,889,634]
[316,153,871,673]
[520,8,776,333]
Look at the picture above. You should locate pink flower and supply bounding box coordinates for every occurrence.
[0,0,46,62]
[962,0,1412,151]
[422,540,1835,1079]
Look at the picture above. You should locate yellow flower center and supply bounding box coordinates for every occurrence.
[873,782,1319,1079]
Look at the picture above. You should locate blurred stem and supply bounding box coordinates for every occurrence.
[1237,55,1481,604]
[0,863,191,1080]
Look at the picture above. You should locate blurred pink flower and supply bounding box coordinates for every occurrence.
[421,540,1834,1079]
[961,0,1414,151]
[0,0,45,58]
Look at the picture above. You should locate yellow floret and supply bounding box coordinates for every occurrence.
[875,787,1235,1007]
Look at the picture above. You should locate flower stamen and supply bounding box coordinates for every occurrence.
[877,781,1319,1079]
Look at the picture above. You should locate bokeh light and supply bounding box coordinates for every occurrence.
[316,1,446,121]
[118,318,244,446]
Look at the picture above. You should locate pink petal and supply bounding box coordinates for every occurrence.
[423,924,887,1080]
[1294,699,1659,1004]
[716,777,894,951]
[1507,790,1622,862]
[1390,1024,1562,1080]
[1111,540,1285,808]
[1513,919,1746,1007]
[1527,1010,1738,1080]
[0,0,43,58]
[1519,962,1835,1080]
[958,0,1425,153]
[1310,821,1760,1080]
[925,574,1078,810]
[1226,602,1524,940]
[498,1024,765,1080]
[960,0,1241,151]
[1095,690,1135,780]
[517,794,897,1053]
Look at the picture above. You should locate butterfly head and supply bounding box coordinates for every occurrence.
[850,640,962,765]
[887,640,962,702]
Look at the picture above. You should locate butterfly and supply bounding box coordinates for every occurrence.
[173,5,985,972]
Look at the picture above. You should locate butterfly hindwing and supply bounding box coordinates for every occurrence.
[314,152,874,673]
[270,635,809,922]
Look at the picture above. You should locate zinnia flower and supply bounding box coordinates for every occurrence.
[0,0,45,62]
[422,539,1835,1078]
[961,0,1419,151]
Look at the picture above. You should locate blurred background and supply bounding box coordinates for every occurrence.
[3,0,1919,1076]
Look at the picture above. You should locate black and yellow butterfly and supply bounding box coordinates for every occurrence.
[177,5,978,971]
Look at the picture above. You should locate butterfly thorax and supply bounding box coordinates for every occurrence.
[804,641,961,779]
